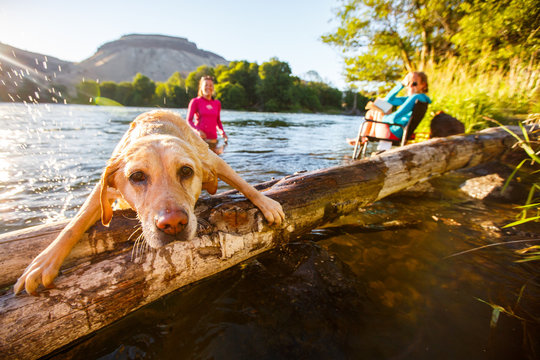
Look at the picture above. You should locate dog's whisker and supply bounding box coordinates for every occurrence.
[197,217,209,226]
[131,232,145,262]
[131,235,139,261]
[125,214,140,221]
[196,217,212,234]
[128,226,144,262]
[143,238,151,257]
[127,226,142,242]
[134,235,141,259]
[135,234,148,260]
[143,236,149,256]
[138,234,146,259]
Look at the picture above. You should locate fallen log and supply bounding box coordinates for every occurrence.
[0,127,523,359]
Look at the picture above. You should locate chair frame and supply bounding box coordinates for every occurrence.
[352,100,428,160]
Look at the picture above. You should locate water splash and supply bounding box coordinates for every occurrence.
[0,52,68,105]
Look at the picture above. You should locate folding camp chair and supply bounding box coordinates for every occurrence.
[352,100,428,160]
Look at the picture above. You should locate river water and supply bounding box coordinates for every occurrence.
[0,104,538,359]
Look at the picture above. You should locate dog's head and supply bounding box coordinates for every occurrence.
[99,133,218,248]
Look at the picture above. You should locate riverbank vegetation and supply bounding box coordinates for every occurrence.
[5,0,539,122]
[322,0,539,129]
[324,0,540,236]
[71,58,347,113]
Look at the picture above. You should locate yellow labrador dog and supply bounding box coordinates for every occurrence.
[15,110,285,295]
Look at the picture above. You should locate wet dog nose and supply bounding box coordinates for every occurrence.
[155,208,188,235]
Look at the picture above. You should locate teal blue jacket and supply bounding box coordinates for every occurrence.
[382,83,431,139]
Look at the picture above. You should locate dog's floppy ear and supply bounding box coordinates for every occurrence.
[198,151,218,195]
[180,123,219,194]
[201,166,218,195]
[187,132,219,195]
[100,158,120,226]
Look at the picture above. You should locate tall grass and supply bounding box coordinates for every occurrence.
[416,56,540,133]
[495,113,540,233]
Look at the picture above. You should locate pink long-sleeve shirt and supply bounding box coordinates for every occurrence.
[186,97,226,140]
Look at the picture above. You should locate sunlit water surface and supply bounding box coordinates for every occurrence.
[0,104,538,359]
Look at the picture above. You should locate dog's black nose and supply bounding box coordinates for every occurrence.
[155,208,188,235]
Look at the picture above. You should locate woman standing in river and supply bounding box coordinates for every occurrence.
[187,76,228,154]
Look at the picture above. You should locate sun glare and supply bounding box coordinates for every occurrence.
[0,157,10,183]
[0,128,22,182]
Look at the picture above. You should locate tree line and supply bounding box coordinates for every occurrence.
[72,58,360,113]
[321,0,539,88]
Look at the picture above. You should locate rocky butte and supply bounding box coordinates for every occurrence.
[75,34,229,83]
[0,34,229,99]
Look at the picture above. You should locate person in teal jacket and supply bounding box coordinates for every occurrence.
[351,72,431,143]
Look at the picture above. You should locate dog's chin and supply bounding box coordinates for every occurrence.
[141,220,197,249]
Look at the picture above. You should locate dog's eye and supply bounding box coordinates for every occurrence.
[178,166,194,179]
[129,171,147,184]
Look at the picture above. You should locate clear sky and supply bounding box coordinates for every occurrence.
[0,0,347,89]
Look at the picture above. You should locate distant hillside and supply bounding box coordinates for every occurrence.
[74,34,228,83]
[0,34,229,99]
[0,43,73,101]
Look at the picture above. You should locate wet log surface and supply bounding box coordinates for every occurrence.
[0,127,525,359]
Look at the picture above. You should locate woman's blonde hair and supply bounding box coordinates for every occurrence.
[198,76,214,98]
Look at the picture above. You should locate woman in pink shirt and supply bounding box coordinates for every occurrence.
[187,76,228,152]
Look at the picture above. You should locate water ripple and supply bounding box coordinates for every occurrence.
[0,104,354,233]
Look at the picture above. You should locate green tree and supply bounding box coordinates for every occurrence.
[308,82,342,110]
[215,82,249,109]
[99,81,118,102]
[291,80,322,112]
[256,58,294,111]
[153,72,189,108]
[155,82,169,106]
[321,0,466,85]
[15,78,65,103]
[217,61,259,107]
[213,64,229,83]
[50,83,68,103]
[343,89,370,113]
[131,73,156,106]
[17,78,40,102]
[322,0,539,88]
[166,72,189,107]
[75,80,100,104]
[452,0,540,65]
[115,82,134,106]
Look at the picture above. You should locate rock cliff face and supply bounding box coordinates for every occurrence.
[74,34,228,83]
[0,34,228,99]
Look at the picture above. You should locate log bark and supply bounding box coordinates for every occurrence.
[0,127,522,359]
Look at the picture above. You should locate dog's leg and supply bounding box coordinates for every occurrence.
[14,183,103,295]
[212,155,285,225]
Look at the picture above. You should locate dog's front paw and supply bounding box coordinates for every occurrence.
[14,249,63,295]
[254,194,285,226]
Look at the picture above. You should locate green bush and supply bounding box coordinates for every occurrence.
[416,57,539,133]
[215,82,248,109]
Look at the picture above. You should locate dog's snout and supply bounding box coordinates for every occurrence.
[155,208,189,235]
